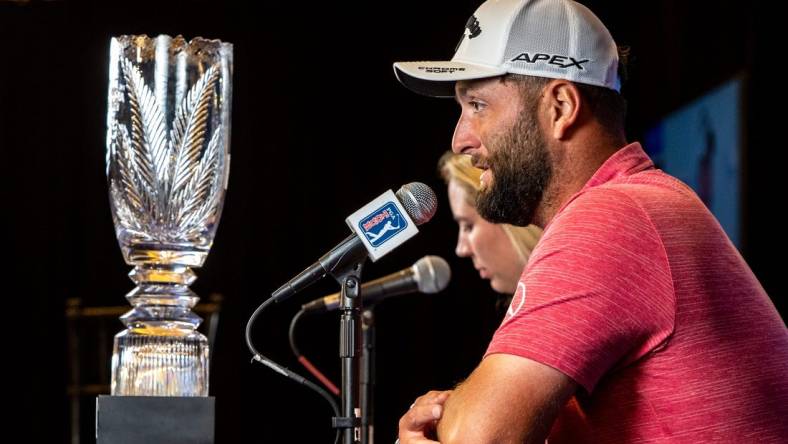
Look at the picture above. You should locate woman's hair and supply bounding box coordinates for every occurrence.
[438,151,542,264]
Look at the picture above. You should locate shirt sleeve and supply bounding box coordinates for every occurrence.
[485,187,675,393]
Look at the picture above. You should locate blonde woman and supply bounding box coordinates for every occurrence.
[439,151,542,294]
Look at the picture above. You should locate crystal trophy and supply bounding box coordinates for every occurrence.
[105,35,232,396]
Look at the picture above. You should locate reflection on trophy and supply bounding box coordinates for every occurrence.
[105,34,232,396]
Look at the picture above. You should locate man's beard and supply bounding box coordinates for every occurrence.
[475,109,552,227]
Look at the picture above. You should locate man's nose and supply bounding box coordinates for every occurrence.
[452,114,481,155]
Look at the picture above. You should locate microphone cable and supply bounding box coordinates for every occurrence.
[245,296,340,444]
[289,308,341,396]
[288,254,452,398]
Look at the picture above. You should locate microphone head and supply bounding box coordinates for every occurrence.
[396,182,438,226]
[412,255,451,294]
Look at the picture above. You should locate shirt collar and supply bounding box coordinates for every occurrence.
[580,142,655,192]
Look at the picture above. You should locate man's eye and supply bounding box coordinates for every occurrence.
[469,101,483,111]
[462,223,474,233]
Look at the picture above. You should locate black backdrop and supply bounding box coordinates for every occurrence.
[1,0,784,442]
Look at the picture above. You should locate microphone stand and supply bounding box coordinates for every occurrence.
[331,262,365,444]
[360,309,376,444]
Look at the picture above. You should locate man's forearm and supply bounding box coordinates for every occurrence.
[434,354,577,444]
[437,388,557,444]
[435,382,476,444]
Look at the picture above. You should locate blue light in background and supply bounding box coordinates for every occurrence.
[644,77,743,248]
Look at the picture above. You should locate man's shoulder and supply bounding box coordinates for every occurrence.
[549,183,655,235]
[535,184,669,271]
[552,169,702,232]
[599,167,699,204]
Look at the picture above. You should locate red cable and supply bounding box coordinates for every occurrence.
[297,355,340,396]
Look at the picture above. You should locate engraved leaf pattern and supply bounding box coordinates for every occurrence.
[109,57,225,244]
[169,65,220,228]
[178,129,222,228]
[110,126,147,231]
[170,65,218,194]
[120,58,169,220]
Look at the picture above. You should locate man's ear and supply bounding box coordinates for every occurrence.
[542,80,581,141]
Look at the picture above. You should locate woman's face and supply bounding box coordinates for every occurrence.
[448,180,526,294]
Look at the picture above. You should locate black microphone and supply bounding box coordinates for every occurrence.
[271,182,438,302]
[301,255,451,313]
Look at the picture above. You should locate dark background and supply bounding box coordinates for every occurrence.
[1,0,784,442]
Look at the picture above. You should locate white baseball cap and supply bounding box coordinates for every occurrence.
[393,0,621,98]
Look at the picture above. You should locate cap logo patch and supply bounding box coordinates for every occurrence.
[465,15,482,39]
[455,14,482,52]
[511,52,589,70]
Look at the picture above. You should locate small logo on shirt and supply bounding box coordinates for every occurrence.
[507,282,527,318]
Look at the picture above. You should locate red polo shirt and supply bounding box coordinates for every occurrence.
[486,142,788,442]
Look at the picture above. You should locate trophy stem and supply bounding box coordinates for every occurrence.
[111,264,209,396]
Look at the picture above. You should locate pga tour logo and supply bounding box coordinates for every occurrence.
[358,202,408,248]
[346,189,418,261]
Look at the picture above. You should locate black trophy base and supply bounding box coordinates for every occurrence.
[96,395,215,444]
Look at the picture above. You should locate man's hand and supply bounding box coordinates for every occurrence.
[397,390,452,444]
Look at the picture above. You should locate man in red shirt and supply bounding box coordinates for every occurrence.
[393,0,788,442]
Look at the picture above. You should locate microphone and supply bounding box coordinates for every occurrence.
[301,255,451,313]
[271,182,438,302]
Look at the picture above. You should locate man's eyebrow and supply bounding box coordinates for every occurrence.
[455,85,469,103]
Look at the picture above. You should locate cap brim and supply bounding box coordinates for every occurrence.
[393,61,507,98]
